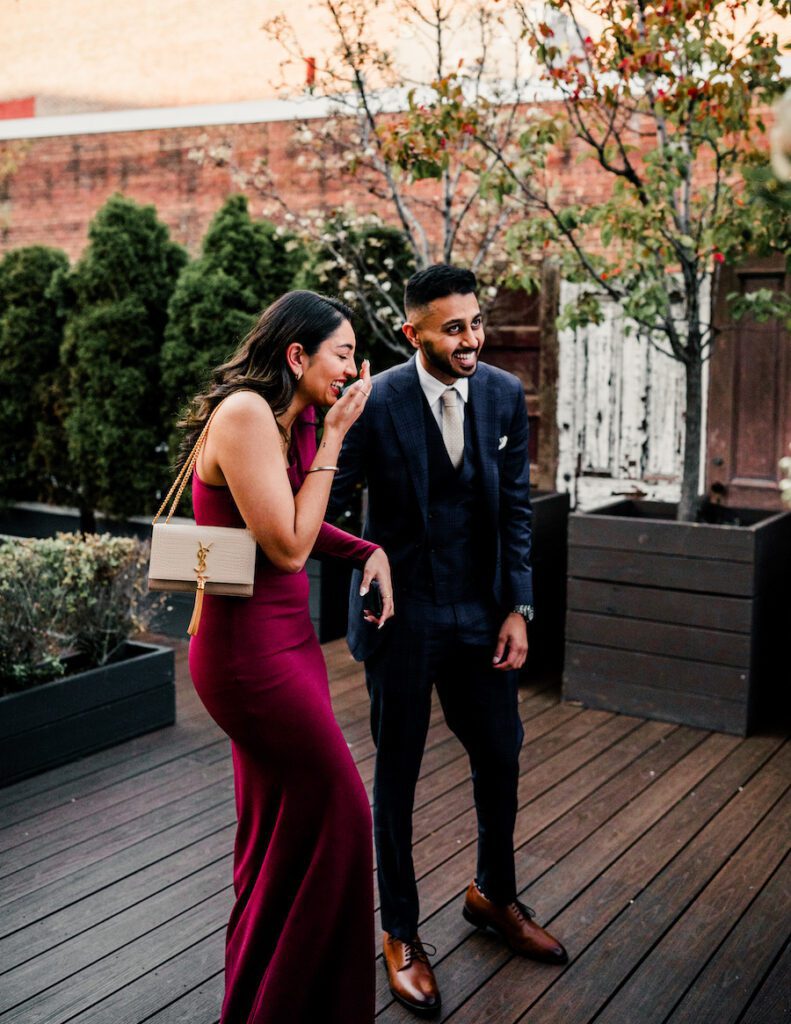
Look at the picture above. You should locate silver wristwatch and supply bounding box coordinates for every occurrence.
[513,604,534,623]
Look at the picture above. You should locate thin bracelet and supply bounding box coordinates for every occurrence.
[306,465,339,474]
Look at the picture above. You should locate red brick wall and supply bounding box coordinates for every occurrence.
[0,119,427,258]
[0,105,771,261]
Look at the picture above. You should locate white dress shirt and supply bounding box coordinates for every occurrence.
[415,355,469,432]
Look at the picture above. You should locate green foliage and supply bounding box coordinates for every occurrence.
[0,532,158,694]
[160,195,305,435]
[60,195,187,519]
[0,246,69,504]
[296,212,415,370]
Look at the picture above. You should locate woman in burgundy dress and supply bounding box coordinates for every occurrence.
[184,291,393,1024]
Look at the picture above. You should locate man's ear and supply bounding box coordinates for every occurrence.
[285,342,305,377]
[402,322,420,350]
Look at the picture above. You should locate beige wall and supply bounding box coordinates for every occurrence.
[2,0,787,115]
[1,0,314,111]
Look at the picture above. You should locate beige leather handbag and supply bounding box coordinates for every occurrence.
[149,404,256,636]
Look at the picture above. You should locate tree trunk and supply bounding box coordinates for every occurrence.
[678,355,703,522]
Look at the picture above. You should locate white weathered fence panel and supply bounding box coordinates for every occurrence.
[556,281,710,510]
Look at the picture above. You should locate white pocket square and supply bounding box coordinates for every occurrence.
[498,435,508,450]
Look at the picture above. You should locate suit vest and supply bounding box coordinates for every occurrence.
[410,395,493,604]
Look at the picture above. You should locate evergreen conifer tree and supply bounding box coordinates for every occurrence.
[61,194,186,526]
[161,195,304,435]
[0,246,69,503]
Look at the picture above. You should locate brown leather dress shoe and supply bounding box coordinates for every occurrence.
[383,932,442,1016]
[462,881,568,964]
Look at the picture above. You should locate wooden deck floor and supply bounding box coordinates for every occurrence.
[0,637,789,1024]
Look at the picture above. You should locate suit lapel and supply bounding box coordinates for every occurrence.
[387,358,429,524]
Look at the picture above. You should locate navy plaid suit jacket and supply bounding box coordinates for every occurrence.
[327,355,534,661]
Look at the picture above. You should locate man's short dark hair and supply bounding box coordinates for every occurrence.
[404,264,477,316]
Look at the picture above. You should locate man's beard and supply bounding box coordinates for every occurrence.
[421,341,479,379]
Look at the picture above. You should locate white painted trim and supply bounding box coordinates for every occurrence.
[0,95,342,142]
[0,81,565,142]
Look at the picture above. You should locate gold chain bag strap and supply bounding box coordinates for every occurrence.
[149,403,256,636]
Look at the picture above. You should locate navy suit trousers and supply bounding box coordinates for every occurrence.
[365,594,524,939]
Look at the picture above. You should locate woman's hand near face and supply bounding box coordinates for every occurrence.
[323,359,371,439]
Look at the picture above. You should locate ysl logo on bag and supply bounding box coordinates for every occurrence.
[195,541,212,589]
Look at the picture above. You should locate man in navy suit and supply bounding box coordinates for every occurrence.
[329,265,567,1015]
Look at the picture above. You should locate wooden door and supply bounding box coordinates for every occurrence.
[707,259,791,510]
[481,260,560,491]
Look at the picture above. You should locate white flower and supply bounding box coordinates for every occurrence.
[343,290,356,301]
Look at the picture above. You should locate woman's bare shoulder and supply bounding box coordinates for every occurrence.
[213,390,276,429]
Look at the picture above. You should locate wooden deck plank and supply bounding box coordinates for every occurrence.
[56,931,225,1024]
[0,855,232,1014]
[0,725,227,855]
[140,972,223,1024]
[0,797,236,938]
[375,721,703,1019]
[428,733,775,1024]
[0,752,232,871]
[441,737,787,1024]
[0,824,234,973]
[0,773,235,908]
[0,890,230,1024]
[737,940,791,1024]
[592,787,791,1024]
[1,633,787,1024]
[664,852,791,1024]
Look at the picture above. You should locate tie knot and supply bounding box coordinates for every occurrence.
[441,388,457,408]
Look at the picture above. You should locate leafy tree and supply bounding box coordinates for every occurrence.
[0,245,69,504]
[390,0,789,520]
[195,0,533,348]
[160,195,305,433]
[60,194,186,527]
[296,212,416,367]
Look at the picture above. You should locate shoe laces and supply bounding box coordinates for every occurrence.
[401,937,437,970]
[509,900,536,923]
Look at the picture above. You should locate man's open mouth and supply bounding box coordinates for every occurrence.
[453,350,476,367]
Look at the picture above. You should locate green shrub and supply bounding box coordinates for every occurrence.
[60,194,187,523]
[0,245,70,504]
[161,195,305,438]
[0,532,159,694]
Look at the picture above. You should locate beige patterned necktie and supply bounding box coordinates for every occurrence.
[441,388,464,469]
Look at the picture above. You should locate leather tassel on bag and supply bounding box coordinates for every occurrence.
[187,581,205,636]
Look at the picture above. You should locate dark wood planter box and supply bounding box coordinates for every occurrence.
[563,500,791,736]
[0,640,175,787]
[525,490,570,678]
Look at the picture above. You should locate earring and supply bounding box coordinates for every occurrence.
[294,369,303,382]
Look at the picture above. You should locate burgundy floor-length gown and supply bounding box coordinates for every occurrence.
[188,408,377,1024]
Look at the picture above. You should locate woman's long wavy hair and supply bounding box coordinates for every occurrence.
[179,290,354,460]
